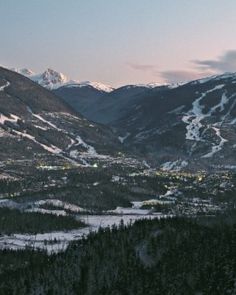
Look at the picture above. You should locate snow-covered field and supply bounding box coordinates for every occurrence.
[0,197,168,254]
[108,207,150,215]
[0,213,164,254]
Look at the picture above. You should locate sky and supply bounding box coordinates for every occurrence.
[1,0,236,86]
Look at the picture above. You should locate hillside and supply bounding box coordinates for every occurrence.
[0,67,124,176]
[55,73,236,171]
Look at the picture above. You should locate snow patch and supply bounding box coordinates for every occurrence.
[182,85,225,141]
[13,130,62,154]
[161,160,188,172]
[0,81,10,91]
[65,81,114,93]
[202,127,228,158]
[0,214,162,254]
[118,132,130,143]
[0,113,20,125]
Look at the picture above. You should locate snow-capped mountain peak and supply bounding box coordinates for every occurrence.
[11,67,113,92]
[64,81,114,93]
[42,68,67,82]
[32,68,70,90]
[82,81,114,92]
[12,66,183,92]
[11,67,71,89]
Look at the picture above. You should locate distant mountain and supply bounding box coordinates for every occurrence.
[54,84,108,119]
[54,81,183,125]
[112,73,236,171]
[12,67,114,91]
[12,68,70,89]
[54,84,160,124]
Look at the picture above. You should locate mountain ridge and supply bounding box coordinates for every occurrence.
[12,67,114,92]
[54,71,236,171]
[5,65,236,172]
[0,66,130,177]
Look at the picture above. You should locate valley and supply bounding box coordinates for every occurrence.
[2,1,236,292]
[1,66,236,293]
[1,66,236,247]
[0,161,235,253]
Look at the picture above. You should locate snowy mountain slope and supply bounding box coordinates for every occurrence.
[10,65,236,171]
[52,70,236,171]
[54,83,183,125]
[0,67,124,173]
[112,73,236,171]
[31,68,70,90]
[54,85,107,117]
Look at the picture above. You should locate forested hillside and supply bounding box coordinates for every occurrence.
[1,214,236,294]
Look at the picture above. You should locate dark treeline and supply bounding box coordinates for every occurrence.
[0,214,236,294]
[0,207,85,234]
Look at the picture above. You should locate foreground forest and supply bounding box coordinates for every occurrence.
[0,213,236,294]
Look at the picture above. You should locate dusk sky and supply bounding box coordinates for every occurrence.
[1,0,236,86]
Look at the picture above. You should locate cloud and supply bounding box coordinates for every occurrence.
[159,70,208,84]
[126,62,157,72]
[193,50,236,73]
[127,50,236,84]
[159,50,236,83]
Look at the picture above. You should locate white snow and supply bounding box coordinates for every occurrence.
[131,201,144,209]
[32,68,70,90]
[34,125,48,131]
[69,135,109,165]
[161,160,188,171]
[34,199,86,213]
[118,132,130,143]
[108,207,150,215]
[26,208,67,216]
[182,85,225,142]
[192,72,236,85]
[208,92,230,114]
[74,135,97,155]
[122,82,184,89]
[13,130,62,154]
[12,67,114,92]
[230,118,236,125]
[167,82,187,89]
[32,113,61,130]
[30,112,106,165]
[0,113,20,124]
[0,213,163,254]
[202,127,228,158]
[0,81,10,91]
[181,85,236,157]
[65,81,114,93]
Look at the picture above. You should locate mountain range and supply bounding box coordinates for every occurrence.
[5,66,236,172]
[12,68,115,92]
